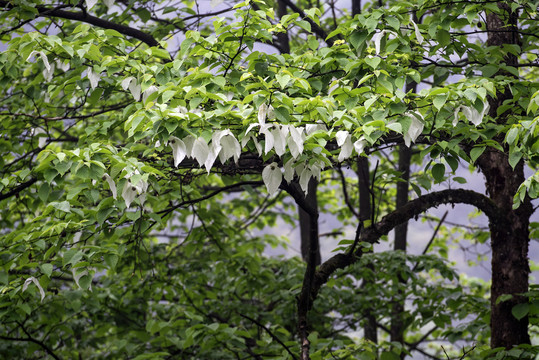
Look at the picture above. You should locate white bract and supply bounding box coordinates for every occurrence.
[411,20,424,45]
[87,67,100,90]
[288,126,305,159]
[454,102,490,126]
[103,173,117,199]
[169,136,187,167]
[72,269,92,291]
[121,77,142,101]
[372,31,385,55]
[258,103,268,124]
[336,130,353,162]
[354,138,367,155]
[262,162,282,196]
[86,0,98,10]
[22,276,45,302]
[404,112,424,147]
[122,171,149,208]
[192,137,210,167]
[283,159,295,183]
[142,85,158,103]
[27,51,51,71]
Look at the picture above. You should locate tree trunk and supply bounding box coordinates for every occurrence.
[390,144,411,349]
[357,157,377,343]
[480,3,532,349]
[299,179,320,266]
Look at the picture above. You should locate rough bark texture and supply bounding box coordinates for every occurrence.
[480,3,532,349]
[390,145,411,348]
[357,157,377,343]
[299,179,320,266]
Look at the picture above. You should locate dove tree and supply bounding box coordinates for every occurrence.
[0,0,539,359]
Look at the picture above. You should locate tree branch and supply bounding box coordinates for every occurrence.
[0,1,162,49]
[277,0,335,46]
[0,178,37,202]
[310,189,502,307]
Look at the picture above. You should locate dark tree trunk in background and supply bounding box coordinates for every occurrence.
[480,4,532,349]
[299,179,320,266]
[276,0,290,54]
[357,157,377,343]
[390,144,411,350]
[351,0,361,16]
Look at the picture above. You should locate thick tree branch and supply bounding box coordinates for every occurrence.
[276,0,335,46]
[0,1,162,49]
[0,331,60,360]
[0,178,37,202]
[310,189,502,307]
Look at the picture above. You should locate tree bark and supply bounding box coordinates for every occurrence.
[299,179,320,266]
[357,157,377,343]
[390,145,411,349]
[480,3,532,349]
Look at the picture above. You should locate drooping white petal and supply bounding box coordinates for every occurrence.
[129,81,141,101]
[87,67,100,90]
[310,162,322,181]
[461,102,490,126]
[283,159,295,183]
[267,105,275,120]
[219,132,241,163]
[336,130,353,161]
[56,59,70,72]
[338,136,353,162]
[122,182,138,208]
[142,85,158,103]
[27,51,51,72]
[103,173,117,199]
[299,167,313,194]
[192,137,210,167]
[104,0,114,7]
[305,123,328,135]
[169,136,187,167]
[272,126,288,156]
[34,127,47,148]
[183,135,196,158]
[42,62,55,82]
[262,127,275,155]
[22,276,45,302]
[287,126,305,159]
[372,30,385,55]
[404,112,424,147]
[262,162,282,196]
[453,105,462,126]
[258,103,268,125]
[412,20,424,45]
[354,139,367,155]
[121,77,134,90]
[336,130,350,147]
[205,147,218,173]
[86,0,98,10]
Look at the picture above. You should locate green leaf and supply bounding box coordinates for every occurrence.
[431,163,445,183]
[52,201,71,213]
[436,29,451,47]
[512,303,529,320]
[433,94,448,110]
[470,146,486,163]
[40,263,53,278]
[38,183,50,202]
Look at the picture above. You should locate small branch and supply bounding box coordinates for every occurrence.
[0,178,37,202]
[158,181,264,218]
[238,313,299,360]
[277,0,335,46]
[0,1,163,49]
[337,167,360,219]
